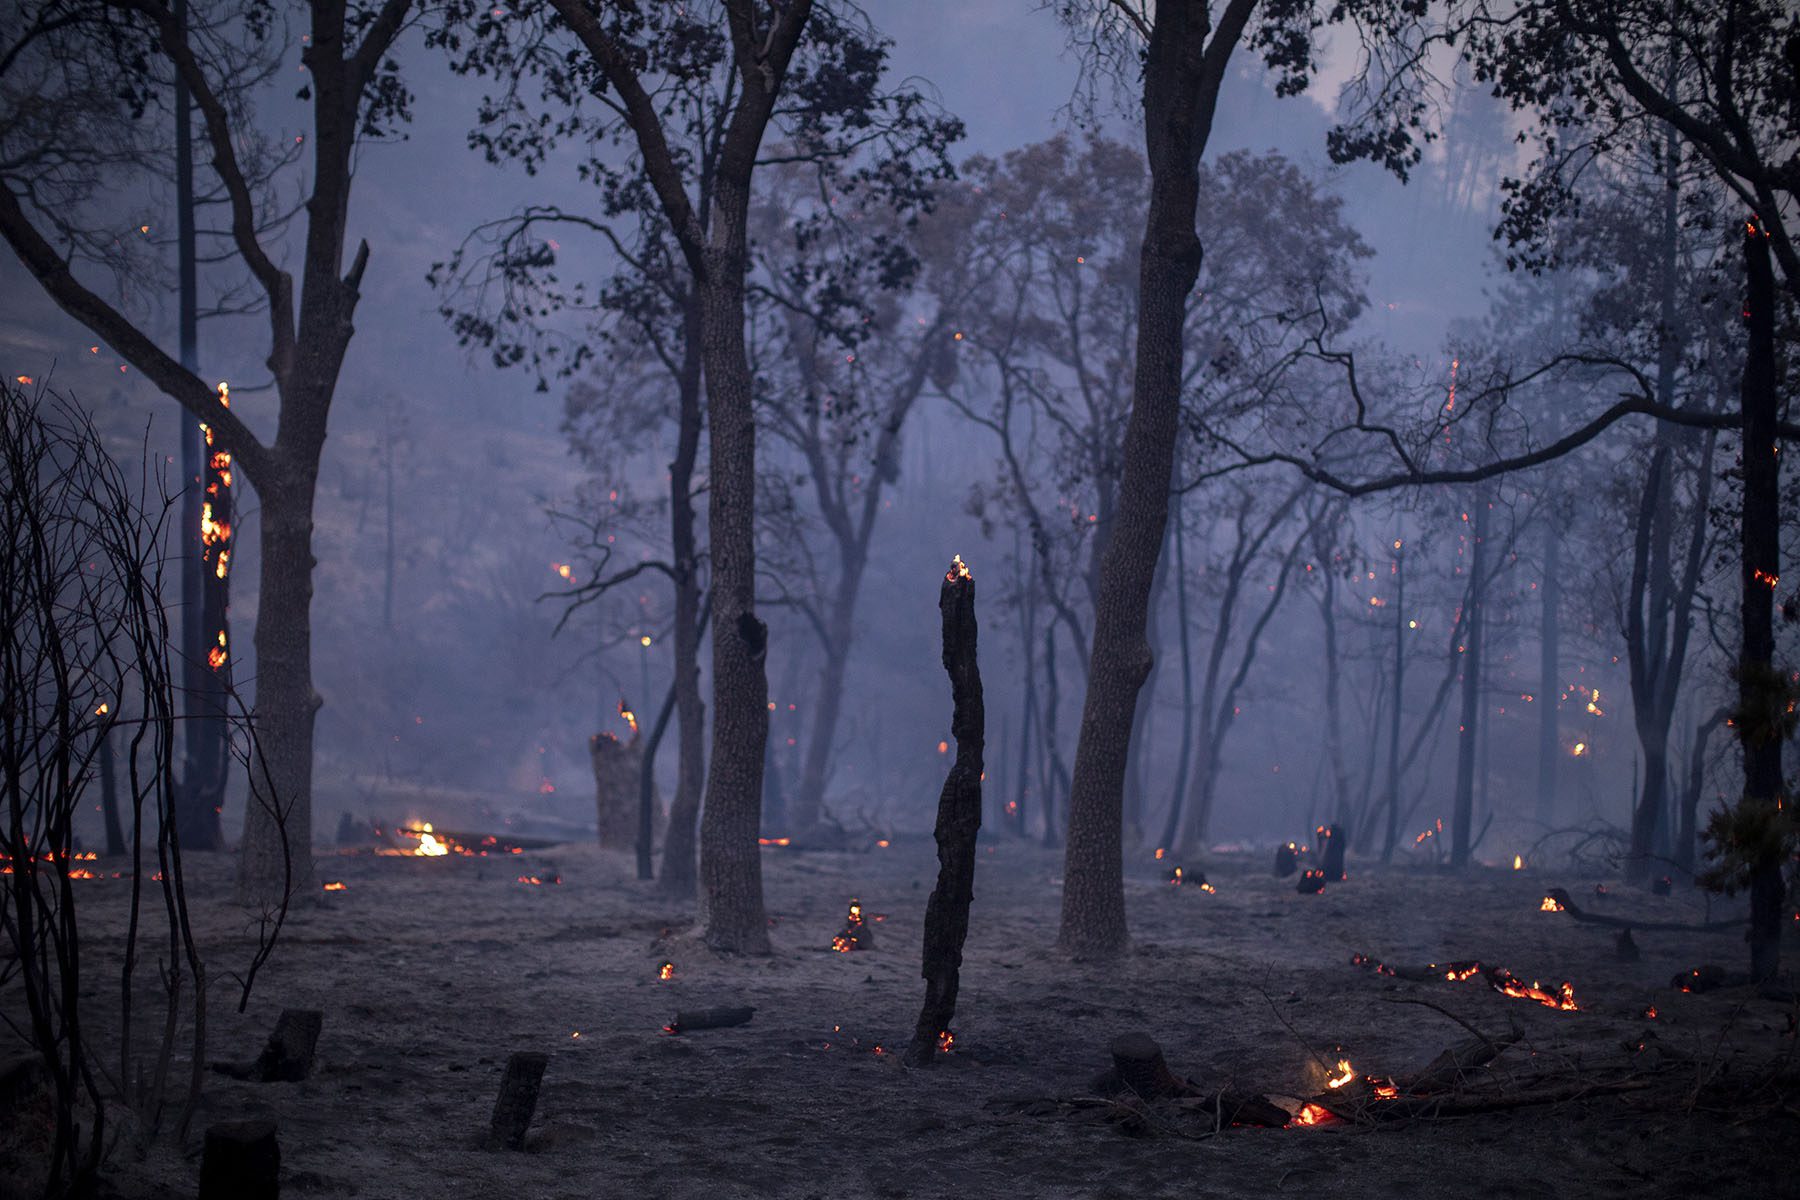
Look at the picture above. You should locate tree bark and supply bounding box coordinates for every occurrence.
[904,557,983,1068]
[1534,528,1560,827]
[1450,497,1488,869]
[1058,0,1253,957]
[660,302,707,898]
[1381,539,1407,861]
[1737,226,1784,982]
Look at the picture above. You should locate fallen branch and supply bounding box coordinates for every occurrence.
[1543,888,1746,934]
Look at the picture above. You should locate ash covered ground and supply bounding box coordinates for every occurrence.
[12,836,1797,1199]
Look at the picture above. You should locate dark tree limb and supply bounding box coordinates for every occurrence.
[904,556,984,1068]
[1542,888,1745,934]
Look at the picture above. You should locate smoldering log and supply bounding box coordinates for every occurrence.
[487,1051,548,1151]
[1402,1025,1522,1093]
[198,1118,280,1200]
[1273,841,1298,877]
[215,1009,323,1082]
[667,1006,755,1033]
[1542,887,1744,933]
[903,555,984,1069]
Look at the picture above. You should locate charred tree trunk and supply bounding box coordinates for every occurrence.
[1381,539,1407,862]
[1535,528,1560,827]
[1737,226,1785,982]
[660,308,707,898]
[904,557,983,1067]
[1058,0,1252,958]
[1676,706,1728,875]
[1162,489,1195,853]
[99,730,124,857]
[696,235,773,953]
[1450,498,1488,870]
[1317,536,1352,826]
[1041,625,1066,848]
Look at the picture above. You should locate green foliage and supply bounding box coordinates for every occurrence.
[1698,793,1797,895]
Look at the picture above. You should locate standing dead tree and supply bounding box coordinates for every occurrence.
[904,556,984,1068]
[0,383,287,1197]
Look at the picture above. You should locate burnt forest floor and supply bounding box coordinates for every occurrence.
[6,835,1799,1200]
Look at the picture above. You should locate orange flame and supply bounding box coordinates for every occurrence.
[1292,1103,1335,1127]
[323,880,347,892]
[1540,895,1564,912]
[1325,1059,1355,1089]
[946,553,972,583]
[659,961,675,981]
[938,1030,954,1053]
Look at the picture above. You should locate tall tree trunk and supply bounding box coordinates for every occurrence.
[660,303,707,898]
[238,476,321,901]
[696,233,772,952]
[1381,539,1407,861]
[1737,226,1784,982]
[1676,706,1728,875]
[1535,529,1560,827]
[1317,545,1352,827]
[791,566,861,832]
[1057,0,1251,957]
[173,0,226,853]
[1160,491,1195,852]
[1450,499,1488,869]
[1041,625,1065,848]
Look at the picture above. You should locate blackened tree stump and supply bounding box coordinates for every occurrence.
[199,1118,279,1199]
[903,556,984,1069]
[1317,823,1346,880]
[1108,1032,1183,1099]
[216,1009,323,1083]
[488,1051,549,1151]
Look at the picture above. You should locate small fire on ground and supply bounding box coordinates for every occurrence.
[831,898,872,953]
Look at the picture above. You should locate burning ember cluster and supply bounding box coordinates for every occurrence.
[371,821,527,859]
[1350,953,1579,1011]
[831,898,873,953]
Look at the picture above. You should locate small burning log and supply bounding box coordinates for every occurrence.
[1274,841,1299,877]
[1316,823,1347,881]
[903,554,984,1070]
[831,897,874,953]
[665,1006,756,1034]
[215,1009,323,1083]
[1672,964,1732,993]
[199,1118,279,1200]
[1296,869,1326,895]
[487,1051,548,1151]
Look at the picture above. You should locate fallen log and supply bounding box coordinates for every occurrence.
[1403,1025,1522,1093]
[666,1006,755,1033]
[1542,888,1745,934]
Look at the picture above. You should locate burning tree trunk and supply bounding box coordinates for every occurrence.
[904,556,984,1068]
[1058,0,1239,957]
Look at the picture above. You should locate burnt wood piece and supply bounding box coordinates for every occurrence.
[215,1009,323,1082]
[199,1118,279,1199]
[1108,1032,1185,1099]
[903,558,985,1069]
[1273,842,1299,877]
[1317,823,1346,880]
[1096,1033,1289,1127]
[667,1006,755,1033]
[1296,869,1326,895]
[1402,1025,1521,1094]
[1542,887,1744,933]
[1671,964,1737,993]
[487,1051,548,1151]
[1615,928,1640,962]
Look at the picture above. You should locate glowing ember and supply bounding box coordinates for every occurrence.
[937,740,949,754]
[516,874,561,885]
[1489,969,1579,1011]
[1154,847,1165,860]
[1168,865,1184,885]
[758,837,792,847]
[1642,1005,1658,1019]
[619,700,638,736]
[658,961,675,981]
[1541,895,1565,912]
[1199,882,1217,894]
[1512,854,1523,870]
[937,1030,954,1054]
[1292,1103,1336,1127]
[322,881,347,892]
[946,553,972,583]
[1297,868,1326,895]
[415,824,449,857]
[1325,1058,1356,1089]
[831,897,871,953]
